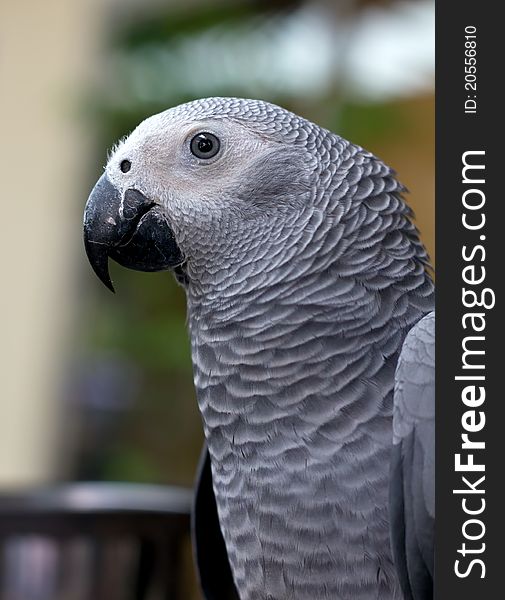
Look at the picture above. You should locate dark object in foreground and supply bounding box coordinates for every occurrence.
[0,483,192,600]
[194,447,239,600]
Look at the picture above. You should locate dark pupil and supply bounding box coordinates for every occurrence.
[197,136,214,153]
[120,159,131,173]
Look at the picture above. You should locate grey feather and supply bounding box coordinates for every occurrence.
[390,312,435,600]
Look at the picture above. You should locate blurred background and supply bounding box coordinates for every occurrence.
[0,0,433,596]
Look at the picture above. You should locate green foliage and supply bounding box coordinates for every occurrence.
[334,102,405,147]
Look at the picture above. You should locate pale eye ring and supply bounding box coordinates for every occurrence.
[190,132,220,159]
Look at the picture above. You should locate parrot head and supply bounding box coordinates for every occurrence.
[83,98,317,292]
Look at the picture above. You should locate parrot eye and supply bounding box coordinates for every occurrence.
[190,133,220,159]
[120,159,131,173]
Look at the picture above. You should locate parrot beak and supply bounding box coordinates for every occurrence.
[83,174,184,292]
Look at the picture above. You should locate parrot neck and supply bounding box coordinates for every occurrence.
[182,153,435,453]
[186,256,434,442]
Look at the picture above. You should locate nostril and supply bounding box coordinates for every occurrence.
[120,159,131,173]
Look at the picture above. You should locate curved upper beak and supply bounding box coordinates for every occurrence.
[83,174,183,292]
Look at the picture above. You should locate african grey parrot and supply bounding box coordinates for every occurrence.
[83,98,435,600]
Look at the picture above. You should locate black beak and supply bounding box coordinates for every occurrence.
[83,174,184,292]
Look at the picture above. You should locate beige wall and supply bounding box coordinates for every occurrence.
[0,0,103,485]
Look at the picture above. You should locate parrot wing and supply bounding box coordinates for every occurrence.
[192,444,240,600]
[389,311,435,600]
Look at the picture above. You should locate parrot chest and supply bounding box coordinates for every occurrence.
[192,328,404,599]
[206,407,402,600]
